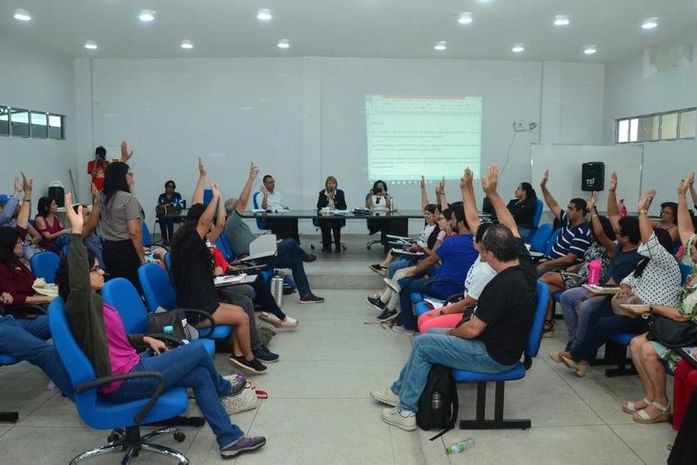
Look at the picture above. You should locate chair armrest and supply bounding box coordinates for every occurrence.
[180,309,216,334]
[75,371,166,424]
[420,280,464,300]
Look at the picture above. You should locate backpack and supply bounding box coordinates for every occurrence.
[416,364,459,440]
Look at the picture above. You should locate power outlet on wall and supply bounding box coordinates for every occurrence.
[513,120,538,132]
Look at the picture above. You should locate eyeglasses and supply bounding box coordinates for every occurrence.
[90,264,102,273]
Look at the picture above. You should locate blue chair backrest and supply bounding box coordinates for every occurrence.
[30,251,61,283]
[527,280,551,358]
[138,263,177,312]
[164,252,172,272]
[101,278,148,335]
[141,222,152,248]
[252,192,269,230]
[532,199,544,228]
[679,262,693,286]
[545,228,562,256]
[529,223,553,253]
[48,298,100,426]
[215,234,235,263]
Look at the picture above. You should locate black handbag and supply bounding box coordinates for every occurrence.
[648,316,697,349]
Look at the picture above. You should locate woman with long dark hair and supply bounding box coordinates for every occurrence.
[507,182,538,226]
[0,227,53,307]
[35,196,70,253]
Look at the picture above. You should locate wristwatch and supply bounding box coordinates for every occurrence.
[649,305,655,314]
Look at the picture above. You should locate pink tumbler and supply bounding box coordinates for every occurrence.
[587,259,602,285]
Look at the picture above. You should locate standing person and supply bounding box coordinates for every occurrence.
[86,141,144,292]
[35,196,70,253]
[86,146,109,192]
[316,176,347,253]
[156,180,184,245]
[258,175,299,242]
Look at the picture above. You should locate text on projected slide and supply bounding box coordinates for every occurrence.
[366,95,482,181]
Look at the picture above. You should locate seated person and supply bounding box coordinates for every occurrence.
[35,196,70,253]
[316,176,347,253]
[652,200,679,244]
[224,161,324,304]
[56,197,266,458]
[86,145,109,192]
[365,180,393,243]
[1,173,42,262]
[258,175,299,243]
[370,223,537,431]
[156,180,184,245]
[507,182,538,226]
[0,227,54,307]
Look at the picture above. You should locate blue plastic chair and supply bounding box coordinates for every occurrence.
[0,354,20,423]
[102,277,216,356]
[216,233,273,282]
[141,222,153,248]
[520,199,545,242]
[47,297,190,464]
[136,265,232,341]
[30,251,61,283]
[452,280,549,430]
[529,223,554,254]
[252,192,270,231]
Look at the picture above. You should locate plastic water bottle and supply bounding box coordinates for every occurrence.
[271,271,284,307]
[163,325,174,335]
[445,438,475,455]
[619,199,628,218]
[587,259,602,285]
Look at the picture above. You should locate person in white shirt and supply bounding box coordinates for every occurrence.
[259,175,299,242]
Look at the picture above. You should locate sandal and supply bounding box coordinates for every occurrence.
[561,355,589,377]
[549,351,570,364]
[632,401,670,424]
[542,320,554,338]
[622,398,651,414]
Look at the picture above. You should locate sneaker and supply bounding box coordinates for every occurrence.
[254,345,280,363]
[302,253,317,263]
[381,407,416,431]
[299,293,324,304]
[367,296,386,311]
[370,388,399,407]
[220,436,267,458]
[391,325,415,336]
[222,374,247,395]
[228,355,268,375]
[258,312,300,331]
[383,278,401,293]
[369,264,387,276]
[376,308,398,321]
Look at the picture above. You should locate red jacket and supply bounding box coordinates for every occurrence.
[0,260,35,305]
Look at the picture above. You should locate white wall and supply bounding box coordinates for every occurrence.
[74,57,604,233]
[0,35,77,205]
[603,29,697,212]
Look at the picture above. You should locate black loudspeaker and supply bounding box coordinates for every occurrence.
[581,162,605,192]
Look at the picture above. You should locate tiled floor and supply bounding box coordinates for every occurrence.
[0,238,677,464]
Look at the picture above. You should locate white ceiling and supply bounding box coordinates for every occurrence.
[1,0,696,63]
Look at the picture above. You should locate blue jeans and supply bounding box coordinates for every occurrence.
[397,277,452,330]
[387,258,414,279]
[560,287,610,347]
[391,328,513,411]
[271,239,312,297]
[104,343,243,449]
[0,315,73,399]
[570,305,648,362]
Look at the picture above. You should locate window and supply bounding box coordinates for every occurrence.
[10,108,29,137]
[0,107,8,136]
[48,114,64,140]
[616,107,696,143]
[30,111,48,139]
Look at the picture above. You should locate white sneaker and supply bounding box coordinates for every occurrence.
[370,388,399,407]
[383,278,401,293]
[258,312,301,331]
[381,407,416,431]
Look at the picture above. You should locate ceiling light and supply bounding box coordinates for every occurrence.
[257,8,272,21]
[139,10,155,22]
[457,12,473,25]
[180,40,193,50]
[583,45,597,55]
[641,17,658,29]
[84,41,98,50]
[13,9,31,21]
[554,15,570,26]
[512,43,525,53]
[434,41,448,51]
[277,39,290,49]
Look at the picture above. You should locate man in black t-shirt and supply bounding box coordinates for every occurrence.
[370,223,538,431]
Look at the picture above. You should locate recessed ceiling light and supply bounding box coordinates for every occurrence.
[13,9,31,21]
[583,45,597,55]
[257,8,272,21]
[554,15,570,26]
[434,41,448,51]
[641,17,658,29]
[277,39,290,49]
[84,41,98,50]
[512,43,525,53]
[139,10,155,22]
[457,12,473,25]
[180,40,193,50]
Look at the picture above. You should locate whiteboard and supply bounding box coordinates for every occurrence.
[530,144,644,213]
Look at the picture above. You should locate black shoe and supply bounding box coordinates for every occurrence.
[228,355,268,374]
[366,296,386,311]
[334,244,341,253]
[253,345,279,363]
[321,245,331,253]
[376,308,398,321]
[302,252,317,263]
[392,313,404,326]
[220,436,267,458]
[299,293,324,304]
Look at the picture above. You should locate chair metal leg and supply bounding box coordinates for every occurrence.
[0,411,19,423]
[459,381,532,430]
[141,426,179,442]
[141,443,189,465]
[69,443,125,465]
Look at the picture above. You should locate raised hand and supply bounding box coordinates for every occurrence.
[689,172,695,187]
[64,193,84,232]
[120,141,134,161]
[609,172,618,191]
[540,170,549,188]
[90,182,99,198]
[678,176,690,196]
[21,171,32,195]
[420,175,426,190]
[210,182,221,199]
[638,190,656,212]
[198,157,207,177]
[13,176,21,196]
[461,167,474,191]
[587,191,599,210]
[248,162,260,180]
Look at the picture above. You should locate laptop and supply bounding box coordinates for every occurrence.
[235,234,278,263]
